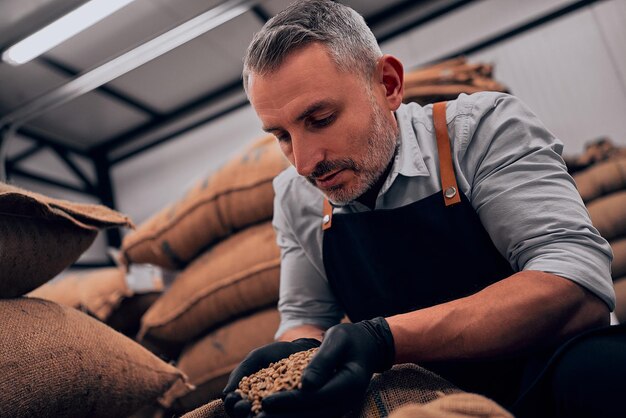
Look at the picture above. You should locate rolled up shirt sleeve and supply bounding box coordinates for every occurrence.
[462,93,615,310]
[272,171,344,339]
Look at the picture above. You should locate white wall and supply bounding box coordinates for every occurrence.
[381,0,626,156]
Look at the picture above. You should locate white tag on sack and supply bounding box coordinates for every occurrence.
[125,263,166,293]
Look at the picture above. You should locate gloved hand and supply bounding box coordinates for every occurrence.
[259,317,395,418]
[222,338,321,418]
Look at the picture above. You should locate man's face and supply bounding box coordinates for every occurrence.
[248,43,399,205]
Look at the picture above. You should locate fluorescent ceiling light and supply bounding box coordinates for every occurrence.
[0,0,255,128]
[2,0,136,65]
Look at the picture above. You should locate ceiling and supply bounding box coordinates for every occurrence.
[0,0,473,166]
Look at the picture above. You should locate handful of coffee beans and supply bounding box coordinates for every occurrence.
[236,348,318,415]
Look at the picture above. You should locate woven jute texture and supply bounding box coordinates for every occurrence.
[167,308,280,412]
[402,57,508,106]
[139,222,279,343]
[28,267,132,320]
[180,364,460,418]
[181,399,227,418]
[107,292,161,337]
[0,182,133,229]
[587,191,626,241]
[347,364,461,418]
[121,135,289,269]
[573,157,626,203]
[0,182,133,298]
[0,297,191,418]
[387,393,513,418]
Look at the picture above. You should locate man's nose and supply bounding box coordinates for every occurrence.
[291,135,324,178]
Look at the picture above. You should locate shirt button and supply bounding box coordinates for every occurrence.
[323,214,330,224]
[444,186,457,199]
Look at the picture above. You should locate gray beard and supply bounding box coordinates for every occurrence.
[323,108,399,206]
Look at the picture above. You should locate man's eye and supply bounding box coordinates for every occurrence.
[311,114,335,128]
[275,133,291,142]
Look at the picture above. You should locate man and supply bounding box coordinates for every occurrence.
[223,1,623,417]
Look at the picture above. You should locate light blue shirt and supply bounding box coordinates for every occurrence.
[272,92,615,338]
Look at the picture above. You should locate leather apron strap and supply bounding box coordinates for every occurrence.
[322,197,333,231]
[433,101,461,206]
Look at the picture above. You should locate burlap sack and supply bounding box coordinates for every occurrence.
[386,393,513,418]
[611,238,626,279]
[587,191,626,241]
[167,308,280,412]
[139,222,280,343]
[28,267,132,320]
[107,292,162,337]
[405,85,490,104]
[181,399,227,418]
[565,138,626,175]
[402,58,508,106]
[121,135,289,269]
[181,364,460,418]
[0,297,191,418]
[573,158,626,203]
[0,182,133,297]
[348,364,461,418]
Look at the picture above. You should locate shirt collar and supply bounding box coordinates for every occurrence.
[329,103,430,210]
[378,103,429,196]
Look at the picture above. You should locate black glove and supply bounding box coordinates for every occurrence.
[222,338,321,418]
[258,317,395,418]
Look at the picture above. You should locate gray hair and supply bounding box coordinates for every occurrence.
[243,0,382,93]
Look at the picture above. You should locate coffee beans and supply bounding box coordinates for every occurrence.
[236,348,318,415]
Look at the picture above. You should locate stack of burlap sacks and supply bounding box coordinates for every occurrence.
[568,139,626,322]
[111,135,290,414]
[28,266,163,338]
[403,57,509,105]
[0,183,192,418]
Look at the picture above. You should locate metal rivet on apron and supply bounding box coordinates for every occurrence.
[444,186,457,199]
[323,214,330,224]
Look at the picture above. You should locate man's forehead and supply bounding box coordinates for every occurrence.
[260,98,339,132]
[249,61,343,120]
[249,45,336,87]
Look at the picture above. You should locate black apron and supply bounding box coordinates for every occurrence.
[321,102,540,407]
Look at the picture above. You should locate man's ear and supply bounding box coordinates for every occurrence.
[376,55,404,111]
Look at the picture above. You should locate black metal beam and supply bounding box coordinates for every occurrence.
[93,78,244,154]
[376,0,476,44]
[71,260,116,269]
[6,163,97,195]
[111,97,250,165]
[251,4,272,23]
[437,0,603,62]
[92,152,121,247]
[38,56,163,118]
[50,144,96,194]
[5,129,100,197]
[18,127,89,156]
[365,0,439,28]
[6,143,44,166]
[0,126,11,182]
